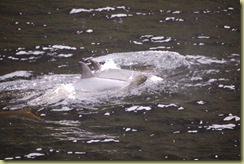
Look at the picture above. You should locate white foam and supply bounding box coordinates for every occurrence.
[197,35,210,39]
[95,6,115,12]
[0,71,32,80]
[187,130,198,133]
[158,103,177,108]
[126,105,151,112]
[25,153,45,159]
[196,100,206,105]
[43,45,76,50]
[74,152,86,155]
[51,106,72,112]
[57,54,73,58]
[163,17,184,22]
[16,50,44,55]
[224,25,231,29]
[218,84,235,90]
[86,29,93,33]
[185,55,227,65]
[28,83,76,106]
[110,13,132,18]
[151,36,172,43]
[149,75,163,83]
[52,45,76,50]
[70,8,93,14]
[100,60,120,71]
[207,123,236,130]
[87,138,119,143]
[70,6,115,14]
[223,114,240,121]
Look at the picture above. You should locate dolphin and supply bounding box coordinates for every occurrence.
[73,61,147,92]
[26,60,147,107]
[88,59,148,82]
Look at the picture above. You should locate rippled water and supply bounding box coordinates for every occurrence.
[0,0,240,160]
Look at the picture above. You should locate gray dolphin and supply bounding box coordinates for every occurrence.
[88,59,148,82]
[73,61,147,92]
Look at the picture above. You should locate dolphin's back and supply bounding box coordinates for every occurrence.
[73,77,127,92]
[95,69,144,81]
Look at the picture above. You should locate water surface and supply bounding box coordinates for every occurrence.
[0,0,240,160]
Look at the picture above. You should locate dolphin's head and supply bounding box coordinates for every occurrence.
[89,59,101,71]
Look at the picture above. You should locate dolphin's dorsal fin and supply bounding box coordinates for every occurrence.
[79,61,95,78]
[89,59,101,71]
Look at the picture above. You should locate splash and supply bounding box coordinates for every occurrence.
[59,51,189,105]
[0,70,32,82]
[0,50,236,108]
[100,59,120,71]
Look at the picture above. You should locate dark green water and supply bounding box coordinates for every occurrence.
[0,0,240,160]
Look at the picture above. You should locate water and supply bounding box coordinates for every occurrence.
[0,0,240,160]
